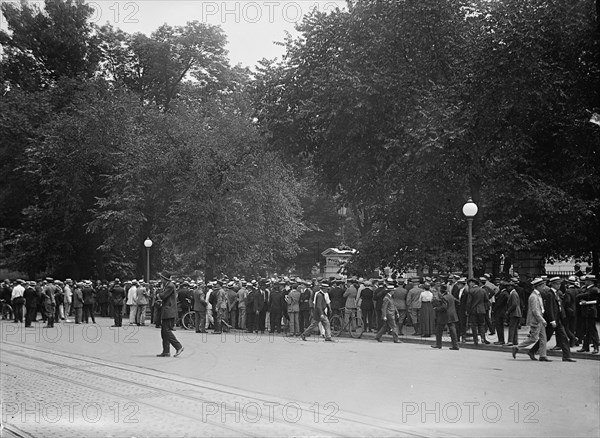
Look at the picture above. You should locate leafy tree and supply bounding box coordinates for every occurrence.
[253,0,600,275]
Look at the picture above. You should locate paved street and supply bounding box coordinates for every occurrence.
[1,318,599,437]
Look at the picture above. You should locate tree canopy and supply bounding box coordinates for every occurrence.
[252,0,600,275]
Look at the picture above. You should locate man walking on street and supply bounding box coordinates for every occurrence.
[431,284,459,350]
[157,272,184,357]
[512,278,550,362]
[374,285,401,343]
[301,281,334,342]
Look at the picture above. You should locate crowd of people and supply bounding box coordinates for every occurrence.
[2,271,599,358]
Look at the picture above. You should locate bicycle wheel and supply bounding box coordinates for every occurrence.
[330,315,342,337]
[182,312,196,330]
[349,314,364,338]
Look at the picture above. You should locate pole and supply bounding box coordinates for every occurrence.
[467,217,474,279]
[146,247,150,283]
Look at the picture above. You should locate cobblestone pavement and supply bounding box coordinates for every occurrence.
[1,341,446,438]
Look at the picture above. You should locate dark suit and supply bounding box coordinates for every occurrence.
[24,286,40,327]
[452,284,468,340]
[563,286,578,345]
[82,285,96,323]
[466,285,489,345]
[109,284,125,327]
[506,288,522,345]
[531,287,571,359]
[269,288,285,333]
[578,285,599,351]
[433,293,459,348]
[254,288,269,333]
[159,280,182,354]
[492,288,509,343]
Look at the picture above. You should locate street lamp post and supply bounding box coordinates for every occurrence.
[337,205,348,246]
[462,198,478,279]
[144,237,153,283]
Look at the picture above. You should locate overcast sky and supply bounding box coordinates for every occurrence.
[92,0,347,68]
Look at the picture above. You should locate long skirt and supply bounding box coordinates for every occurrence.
[420,301,435,336]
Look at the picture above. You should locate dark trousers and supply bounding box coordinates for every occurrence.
[161,318,182,354]
[485,310,494,334]
[25,307,37,327]
[508,316,520,345]
[74,307,83,324]
[533,323,571,358]
[12,298,24,322]
[299,309,310,333]
[99,302,109,317]
[246,308,255,331]
[457,309,467,339]
[270,310,282,332]
[257,309,267,332]
[435,322,459,348]
[113,305,123,326]
[582,317,600,349]
[153,305,162,327]
[83,304,95,323]
[361,308,374,331]
[469,314,487,344]
[194,310,206,332]
[46,305,55,327]
[493,316,505,343]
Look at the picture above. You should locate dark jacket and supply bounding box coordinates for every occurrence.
[492,288,509,318]
[328,286,345,311]
[360,288,375,311]
[506,288,522,318]
[434,293,459,325]
[466,286,489,315]
[299,289,311,311]
[110,285,126,306]
[254,288,269,312]
[159,280,177,319]
[269,289,285,312]
[192,288,207,312]
[82,286,96,305]
[24,286,40,308]
[72,288,84,309]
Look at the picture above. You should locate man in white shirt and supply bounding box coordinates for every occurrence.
[127,281,138,325]
[63,279,73,322]
[11,279,26,323]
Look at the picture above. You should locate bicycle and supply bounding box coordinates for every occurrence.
[1,299,14,320]
[330,307,363,338]
[181,309,231,332]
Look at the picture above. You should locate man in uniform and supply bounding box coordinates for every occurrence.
[157,272,184,357]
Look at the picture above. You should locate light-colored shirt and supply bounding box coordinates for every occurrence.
[420,290,434,302]
[12,284,25,299]
[127,286,137,305]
